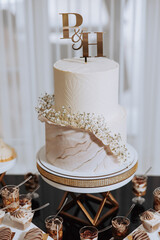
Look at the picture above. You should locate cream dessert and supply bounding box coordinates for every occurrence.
[24,227,43,240]
[45,215,63,240]
[37,57,131,176]
[132,175,147,197]
[140,210,160,233]
[79,226,98,240]
[0,139,16,162]
[25,173,39,192]
[153,187,160,211]
[0,210,5,224]
[112,216,130,239]
[0,226,12,240]
[132,229,150,240]
[10,209,34,230]
[19,194,32,210]
[0,185,19,212]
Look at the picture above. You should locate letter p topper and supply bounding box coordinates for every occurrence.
[60,13,83,39]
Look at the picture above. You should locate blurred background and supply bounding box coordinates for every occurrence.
[0,0,160,175]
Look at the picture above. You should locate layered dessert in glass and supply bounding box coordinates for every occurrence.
[45,215,63,240]
[132,175,147,197]
[132,175,147,204]
[153,187,160,211]
[0,210,5,224]
[10,208,34,230]
[25,173,39,192]
[0,185,19,212]
[19,194,32,210]
[112,216,130,239]
[79,226,98,240]
[140,209,160,233]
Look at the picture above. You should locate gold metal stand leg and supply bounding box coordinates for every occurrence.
[57,191,119,226]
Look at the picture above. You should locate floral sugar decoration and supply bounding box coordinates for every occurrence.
[36,93,129,164]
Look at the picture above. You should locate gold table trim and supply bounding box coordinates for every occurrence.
[37,161,138,188]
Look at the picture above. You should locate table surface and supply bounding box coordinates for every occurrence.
[1,175,160,240]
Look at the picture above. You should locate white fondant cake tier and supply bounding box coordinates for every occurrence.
[54,58,119,116]
[104,105,126,143]
[54,57,127,143]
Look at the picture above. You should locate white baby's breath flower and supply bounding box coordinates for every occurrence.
[36,94,128,163]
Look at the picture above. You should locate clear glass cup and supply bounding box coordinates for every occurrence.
[112,216,130,240]
[19,194,32,210]
[25,173,39,199]
[132,175,147,204]
[153,187,160,211]
[0,185,19,212]
[45,215,63,240]
[79,226,98,240]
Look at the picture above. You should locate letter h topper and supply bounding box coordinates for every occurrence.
[60,13,105,59]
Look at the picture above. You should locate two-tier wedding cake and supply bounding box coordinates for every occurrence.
[37,57,133,176]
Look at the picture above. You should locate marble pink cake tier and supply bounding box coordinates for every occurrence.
[45,123,127,175]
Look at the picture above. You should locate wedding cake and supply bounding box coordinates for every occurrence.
[37,57,131,176]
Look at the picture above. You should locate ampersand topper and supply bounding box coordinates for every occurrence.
[60,13,105,61]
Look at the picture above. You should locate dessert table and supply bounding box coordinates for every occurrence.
[0,175,159,240]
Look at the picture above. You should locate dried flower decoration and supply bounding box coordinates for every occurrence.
[36,93,129,164]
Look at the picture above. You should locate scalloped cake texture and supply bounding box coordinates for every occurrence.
[54,57,127,143]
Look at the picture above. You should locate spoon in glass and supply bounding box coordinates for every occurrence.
[16,175,32,188]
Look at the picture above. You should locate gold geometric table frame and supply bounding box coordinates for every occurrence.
[58,191,119,226]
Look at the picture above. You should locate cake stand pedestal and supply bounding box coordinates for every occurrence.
[57,191,119,226]
[37,144,138,226]
[0,158,16,186]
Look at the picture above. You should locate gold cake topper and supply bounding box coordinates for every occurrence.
[60,13,105,61]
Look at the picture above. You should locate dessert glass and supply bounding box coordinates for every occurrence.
[25,173,39,198]
[112,216,130,240]
[153,187,160,211]
[10,208,34,230]
[79,226,98,240]
[140,209,160,233]
[0,185,19,212]
[0,210,5,224]
[132,175,147,204]
[19,194,32,210]
[45,215,63,240]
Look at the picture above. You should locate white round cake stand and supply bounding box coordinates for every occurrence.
[0,158,16,175]
[37,144,138,226]
[36,144,138,194]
